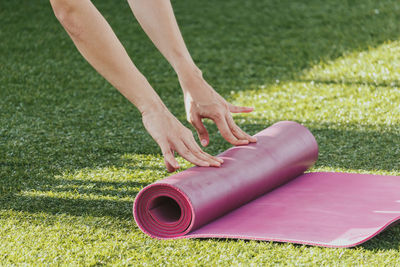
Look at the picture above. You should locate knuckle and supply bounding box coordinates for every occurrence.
[196,124,205,132]
[213,112,224,121]
[194,158,204,164]
[193,150,203,156]
[156,140,165,148]
[184,130,193,139]
[234,129,245,138]
[227,116,236,124]
[222,101,230,109]
[163,150,173,157]
[219,127,230,136]
[227,135,237,142]
[181,148,191,155]
[231,127,239,134]
[230,138,238,144]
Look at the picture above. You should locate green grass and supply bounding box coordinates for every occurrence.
[2,0,400,265]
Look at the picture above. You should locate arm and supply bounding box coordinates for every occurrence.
[50,0,222,172]
[127,0,257,147]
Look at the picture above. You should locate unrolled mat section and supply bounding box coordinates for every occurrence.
[134,121,400,247]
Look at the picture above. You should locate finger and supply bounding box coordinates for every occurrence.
[160,144,180,172]
[213,114,249,146]
[190,116,210,147]
[164,151,179,172]
[226,115,257,143]
[228,103,254,113]
[199,149,224,165]
[164,159,176,173]
[190,142,223,166]
[174,141,211,167]
[184,137,222,166]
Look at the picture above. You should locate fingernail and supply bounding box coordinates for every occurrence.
[201,139,208,146]
[217,158,224,163]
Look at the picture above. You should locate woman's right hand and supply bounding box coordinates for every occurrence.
[141,105,223,172]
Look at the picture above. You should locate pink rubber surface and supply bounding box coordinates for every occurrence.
[134,121,400,247]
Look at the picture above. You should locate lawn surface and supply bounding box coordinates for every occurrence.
[1,0,400,265]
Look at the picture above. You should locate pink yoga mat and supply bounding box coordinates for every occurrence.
[134,121,400,247]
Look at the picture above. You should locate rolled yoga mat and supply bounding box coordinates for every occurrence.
[134,121,400,247]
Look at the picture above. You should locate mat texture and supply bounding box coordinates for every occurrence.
[134,121,400,247]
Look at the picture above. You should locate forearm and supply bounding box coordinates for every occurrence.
[50,0,164,114]
[127,0,201,81]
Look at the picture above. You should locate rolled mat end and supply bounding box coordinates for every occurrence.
[134,183,194,238]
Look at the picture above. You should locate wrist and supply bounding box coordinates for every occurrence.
[136,93,168,117]
[175,61,202,82]
[139,101,169,118]
[177,68,206,94]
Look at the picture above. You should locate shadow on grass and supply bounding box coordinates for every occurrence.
[304,124,400,173]
[151,0,400,95]
[47,179,141,198]
[0,178,147,219]
[0,194,134,220]
[0,152,157,220]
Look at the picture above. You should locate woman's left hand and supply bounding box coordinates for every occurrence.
[179,71,257,147]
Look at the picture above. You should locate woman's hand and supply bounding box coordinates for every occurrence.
[127,0,255,147]
[142,105,223,172]
[179,71,257,147]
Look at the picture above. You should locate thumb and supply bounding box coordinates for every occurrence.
[191,117,210,147]
[228,103,254,113]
